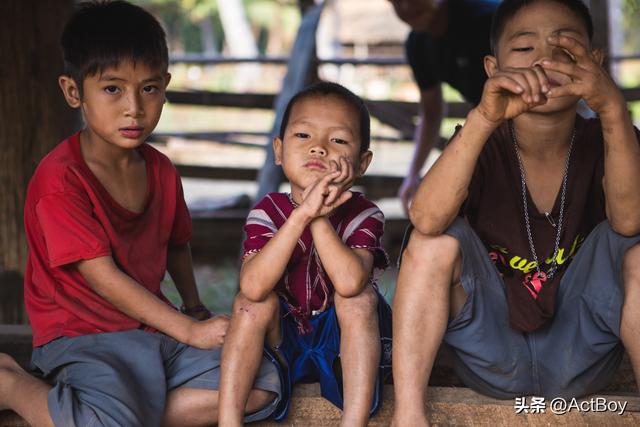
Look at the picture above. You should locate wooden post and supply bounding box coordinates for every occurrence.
[0,0,79,322]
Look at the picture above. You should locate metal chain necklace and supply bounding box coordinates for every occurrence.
[510,122,575,280]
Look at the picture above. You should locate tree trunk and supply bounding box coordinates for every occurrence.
[0,0,79,323]
[216,0,260,89]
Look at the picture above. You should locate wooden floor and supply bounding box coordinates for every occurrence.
[1,383,639,426]
[2,325,639,426]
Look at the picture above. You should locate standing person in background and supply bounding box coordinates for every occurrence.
[389,0,500,215]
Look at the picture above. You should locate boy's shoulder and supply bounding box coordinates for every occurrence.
[29,131,84,198]
[29,133,178,201]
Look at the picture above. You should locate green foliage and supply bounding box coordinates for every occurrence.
[623,0,640,53]
[133,0,300,54]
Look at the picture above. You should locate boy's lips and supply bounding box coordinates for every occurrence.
[303,160,327,170]
[119,127,144,139]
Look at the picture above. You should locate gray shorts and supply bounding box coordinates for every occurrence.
[30,329,281,427]
[440,218,640,399]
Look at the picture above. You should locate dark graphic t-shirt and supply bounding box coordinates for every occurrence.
[461,116,614,332]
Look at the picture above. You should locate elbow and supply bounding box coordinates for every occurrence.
[409,208,448,237]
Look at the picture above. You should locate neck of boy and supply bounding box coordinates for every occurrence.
[80,129,142,170]
[511,109,576,160]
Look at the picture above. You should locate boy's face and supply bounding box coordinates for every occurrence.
[486,0,594,114]
[59,60,170,150]
[273,95,372,197]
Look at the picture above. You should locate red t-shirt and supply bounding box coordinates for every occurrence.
[24,132,192,347]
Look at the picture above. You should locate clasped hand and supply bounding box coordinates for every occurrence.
[298,156,355,220]
[476,34,622,125]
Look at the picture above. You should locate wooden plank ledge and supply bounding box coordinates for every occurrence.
[2,384,638,426]
[1,327,639,426]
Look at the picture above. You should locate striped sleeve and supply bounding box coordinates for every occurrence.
[341,197,389,271]
[242,199,278,260]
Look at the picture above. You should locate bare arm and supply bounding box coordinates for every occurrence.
[542,35,640,235]
[411,61,554,235]
[241,167,355,301]
[310,217,374,298]
[167,243,202,309]
[398,86,446,215]
[600,106,640,235]
[239,208,309,302]
[167,242,214,320]
[76,256,227,349]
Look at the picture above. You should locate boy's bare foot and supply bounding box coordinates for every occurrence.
[0,353,25,410]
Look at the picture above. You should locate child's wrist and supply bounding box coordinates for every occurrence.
[597,98,628,124]
[289,207,314,227]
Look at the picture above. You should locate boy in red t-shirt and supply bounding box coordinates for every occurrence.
[0,2,280,426]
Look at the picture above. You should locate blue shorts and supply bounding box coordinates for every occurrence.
[269,291,392,421]
[438,218,640,399]
[30,329,281,427]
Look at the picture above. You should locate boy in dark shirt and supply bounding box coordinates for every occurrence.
[392,1,640,425]
[0,2,280,426]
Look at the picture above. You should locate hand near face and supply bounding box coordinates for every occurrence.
[476,64,551,125]
[298,156,354,220]
[541,34,624,117]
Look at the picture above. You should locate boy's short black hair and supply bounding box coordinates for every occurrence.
[61,1,168,89]
[490,0,594,54]
[279,82,371,153]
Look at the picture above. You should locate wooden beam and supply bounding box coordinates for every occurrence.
[166,89,474,118]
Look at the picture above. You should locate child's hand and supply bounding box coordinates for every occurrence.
[541,35,625,118]
[298,158,354,220]
[189,314,230,349]
[476,65,550,125]
[324,156,355,205]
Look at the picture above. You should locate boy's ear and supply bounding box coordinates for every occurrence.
[273,137,283,165]
[164,72,172,88]
[484,55,499,78]
[357,150,373,177]
[592,48,604,66]
[58,75,81,108]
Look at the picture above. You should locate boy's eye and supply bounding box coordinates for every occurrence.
[512,47,533,52]
[104,86,120,94]
[293,132,309,139]
[143,85,159,94]
[331,138,348,145]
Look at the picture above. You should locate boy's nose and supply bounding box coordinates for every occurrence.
[309,145,327,156]
[125,93,144,117]
[534,44,575,67]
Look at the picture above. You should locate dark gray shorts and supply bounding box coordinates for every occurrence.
[30,329,281,427]
[438,218,640,399]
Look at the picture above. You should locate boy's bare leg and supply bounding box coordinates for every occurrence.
[334,286,380,427]
[620,243,640,391]
[161,388,276,427]
[391,230,462,427]
[0,353,54,427]
[218,291,281,427]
